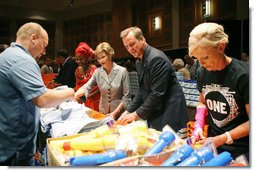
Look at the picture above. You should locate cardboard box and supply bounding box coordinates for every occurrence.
[47,109,106,166]
[46,120,168,166]
[101,150,175,166]
[47,134,85,166]
[47,134,178,166]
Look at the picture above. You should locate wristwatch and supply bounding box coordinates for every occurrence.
[225,131,234,144]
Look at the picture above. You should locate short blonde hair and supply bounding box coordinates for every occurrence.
[94,42,115,59]
[188,22,228,57]
[173,58,184,67]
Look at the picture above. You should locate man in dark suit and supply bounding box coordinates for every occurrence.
[117,26,188,132]
[52,48,78,88]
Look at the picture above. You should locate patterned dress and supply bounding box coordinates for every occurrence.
[75,64,100,111]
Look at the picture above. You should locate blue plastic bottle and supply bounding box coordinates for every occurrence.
[202,151,232,166]
[69,150,127,166]
[144,131,175,156]
[176,146,214,166]
[161,144,194,166]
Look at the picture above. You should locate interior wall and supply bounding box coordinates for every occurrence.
[0,0,249,58]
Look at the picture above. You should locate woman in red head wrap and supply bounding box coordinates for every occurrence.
[74,42,100,111]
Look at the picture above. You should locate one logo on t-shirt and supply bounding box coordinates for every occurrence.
[202,83,239,128]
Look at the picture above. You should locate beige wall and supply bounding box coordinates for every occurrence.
[0,0,112,52]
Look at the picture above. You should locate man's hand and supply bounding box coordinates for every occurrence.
[116,111,139,125]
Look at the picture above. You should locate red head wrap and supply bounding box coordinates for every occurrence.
[75,42,94,59]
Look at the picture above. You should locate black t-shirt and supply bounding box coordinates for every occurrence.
[197,58,249,158]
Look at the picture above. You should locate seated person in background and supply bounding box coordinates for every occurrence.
[51,58,61,73]
[172,58,191,80]
[74,42,100,111]
[0,44,9,54]
[122,60,139,99]
[48,49,78,88]
[240,52,249,63]
[40,57,53,74]
[184,54,200,80]
[75,42,131,119]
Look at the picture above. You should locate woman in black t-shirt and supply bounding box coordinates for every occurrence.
[188,22,249,162]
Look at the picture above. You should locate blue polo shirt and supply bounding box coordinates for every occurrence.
[0,43,47,162]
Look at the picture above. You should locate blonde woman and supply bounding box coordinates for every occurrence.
[189,22,249,161]
[75,42,131,119]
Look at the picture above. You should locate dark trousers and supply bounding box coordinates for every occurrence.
[0,153,34,166]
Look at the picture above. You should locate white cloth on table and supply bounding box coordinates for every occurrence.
[40,101,101,138]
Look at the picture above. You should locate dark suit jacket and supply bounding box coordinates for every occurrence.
[127,44,188,132]
[55,57,78,88]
